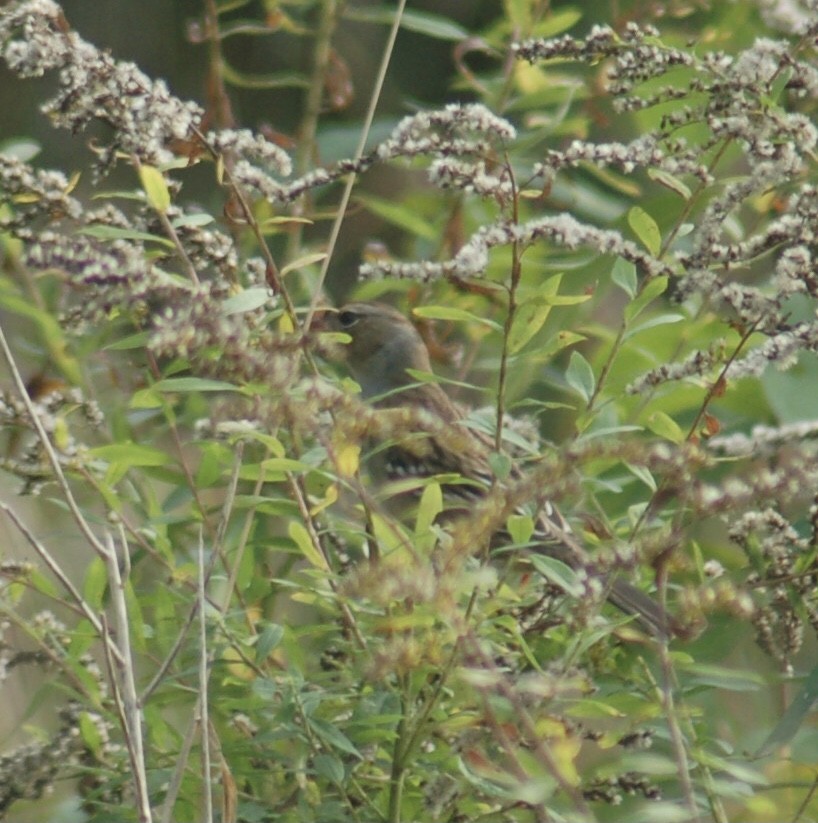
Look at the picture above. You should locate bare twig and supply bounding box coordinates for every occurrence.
[104,532,153,823]
[0,502,125,666]
[305,0,409,326]
[197,526,214,823]
[0,319,108,558]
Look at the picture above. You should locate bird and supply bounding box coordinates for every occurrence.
[320,300,681,638]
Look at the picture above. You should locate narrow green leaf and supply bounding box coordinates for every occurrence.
[412,305,503,332]
[648,168,691,200]
[345,7,469,41]
[78,224,175,249]
[83,556,108,611]
[313,752,345,784]
[565,351,595,402]
[281,252,327,277]
[625,461,657,491]
[103,331,151,351]
[757,662,818,756]
[538,330,586,360]
[508,299,552,354]
[139,164,171,213]
[260,457,311,473]
[646,411,684,444]
[611,257,637,298]
[152,377,239,393]
[628,206,662,256]
[255,623,285,662]
[529,554,583,596]
[415,482,442,539]
[623,313,685,340]
[170,212,214,229]
[79,712,105,759]
[89,442,172,467]
[624,275,669,323]
[129,388,163,409]
[288,521,329,570]
[222,287,272,315]
[307,717,362,758]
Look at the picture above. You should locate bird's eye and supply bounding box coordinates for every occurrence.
[337,310,358,328]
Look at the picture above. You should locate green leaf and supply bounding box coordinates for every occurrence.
[507,514,534,544]
[611,257,637,298]
[255,622,285,662]
[757,662,818,756]
[538,330,586,360]
[79,712,105,759]
[623,313,685,340]
[628,206,662,256]
[412,305,503,332]
[152,377,240,393]
[625,462,657,492]
[307,717,362,758]
[345,7,469,41]
[529,554,583,597]
[648,168,691,200]
[288,521,329,570]
[139,164,171,213]
[129,387,163,409]
[415,482,442,541]
[680,662,765,692]
[565,351,595,402]
[281,252,327,277]
[313,752,345,783]
[89,442,173,467]
[103,331,151,351]
[83,556,108,611]
[78,224,175,249]
[170,212,214,228]
[646,411,684,444]
[508,298,552,354]
[222,287,272,315]
[624,275,669,323]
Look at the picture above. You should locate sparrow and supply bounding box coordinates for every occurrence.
[321,301,680,638]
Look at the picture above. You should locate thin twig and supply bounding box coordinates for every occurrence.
[0,319,108,558]
[305,0,409,326]
[198,526,213,823]
[104,532,153,823]
[0,502,125,666]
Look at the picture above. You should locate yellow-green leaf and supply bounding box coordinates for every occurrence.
[624,275,669,323]
[336,443,360,477]
[415,481,442,544]
[139,164,171,213]
[507,514,534,545]
[508,299,552,354]
[281,252,327,277]
[647,411,684,444]
[288,521,329,570]
[628,206,661,256]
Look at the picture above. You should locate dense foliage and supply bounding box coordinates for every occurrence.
[1,1,818,821]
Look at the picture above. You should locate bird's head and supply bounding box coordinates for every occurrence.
[322,302,433,399]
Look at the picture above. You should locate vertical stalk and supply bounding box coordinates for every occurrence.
[287,0,340,262]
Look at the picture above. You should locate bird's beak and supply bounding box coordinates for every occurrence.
[309,306,338,333]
